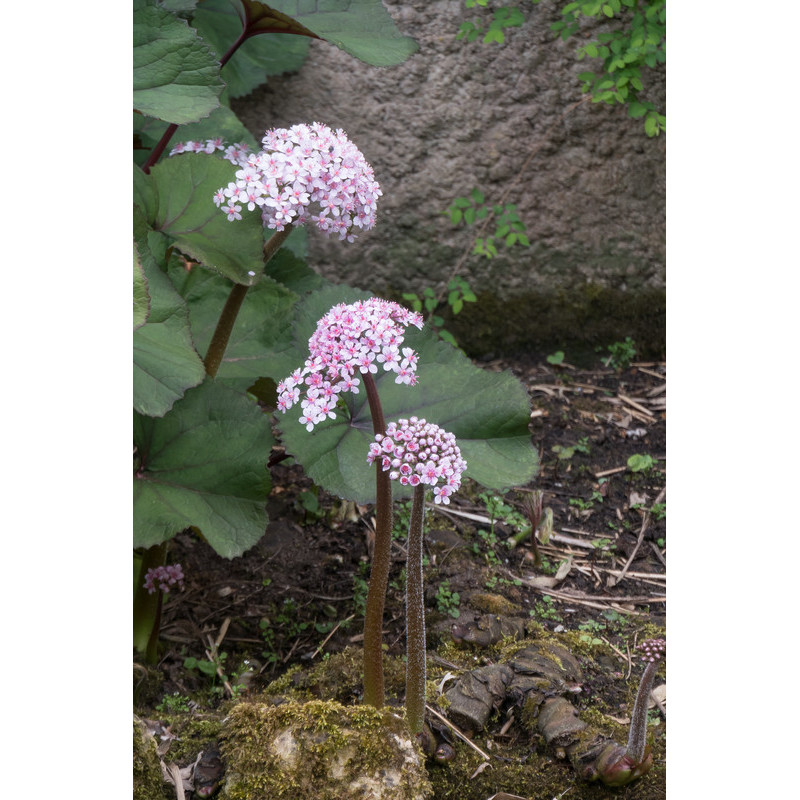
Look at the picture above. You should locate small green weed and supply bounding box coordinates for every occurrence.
[530,594,561,622]
[546,350,565,366]
[484,574,522,591]
[569,489,603,512]
[156,691,191,714]
[627,453,656,473]
[435,579,461,618]
[402,276,476,347]
[602,337,637,370]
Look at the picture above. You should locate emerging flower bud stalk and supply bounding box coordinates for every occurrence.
[591,637,665,787]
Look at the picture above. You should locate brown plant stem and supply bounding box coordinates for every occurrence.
[203,226,293,378]
[626,658,659,762]
[405,483,427,733]
[361,372,391,708]
[133,543,168,663]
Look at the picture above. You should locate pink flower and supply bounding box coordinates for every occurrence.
[143,564,185,594]
[172,123,382,241]
[277,299,423,432]
[368,417,467,502]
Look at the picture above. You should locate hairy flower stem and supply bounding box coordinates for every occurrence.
[203,227,293,378]
[405,484,427,734]
[626,659,659,762]
[361,372,392,708]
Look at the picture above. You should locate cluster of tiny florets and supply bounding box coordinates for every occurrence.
[637,638,666,663]
[277,299,423,432]
[143,564,185,595]
[169,123,381,240]
[367,417,467,505]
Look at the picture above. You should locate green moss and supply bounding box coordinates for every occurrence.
[468,592,522,616]
[260,647,408,706]
[133,717,171,800]
[221,699,432,799]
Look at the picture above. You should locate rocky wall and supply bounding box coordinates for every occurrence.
[233,0,666,357]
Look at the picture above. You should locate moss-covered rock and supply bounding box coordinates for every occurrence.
[220,699,432,799]
[133,716,170,800]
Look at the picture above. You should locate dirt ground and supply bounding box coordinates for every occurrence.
[134,354,666,798]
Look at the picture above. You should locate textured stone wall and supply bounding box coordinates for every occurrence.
[233,0,666,356]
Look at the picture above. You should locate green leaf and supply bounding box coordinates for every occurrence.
[150,152,265,284]
[277,295,538,503]
[192,0,310,99]
[133,163,158,224]
[169,249,312,391]
[134,379,273,557]
[241,0,418,67]
[133,0,224,124]
[133,240,150,332]
[133,210,206,417]
[134,105,259,167]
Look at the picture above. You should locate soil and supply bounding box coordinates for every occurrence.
[134,355,666,799]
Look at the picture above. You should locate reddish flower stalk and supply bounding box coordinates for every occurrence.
[369,417,467,733]
[277,299,423,709]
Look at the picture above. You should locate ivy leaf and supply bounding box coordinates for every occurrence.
[133,209,206,417]
[133,0,224,124]
[134,379,273,558]
[247,0,419,67]
[277,291,538,503]
[149,152,265,285]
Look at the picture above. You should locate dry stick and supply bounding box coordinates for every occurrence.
[611,487,667,586]
[425,704,491,761]
[311,614,355,659]
[166,762,186,800]
[434,94,593,308]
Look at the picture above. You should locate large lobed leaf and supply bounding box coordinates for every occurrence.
[134,379,274,558]
[167,250,304,393]
[133,0,224,124]
[277,289,539,503]
[146,152,266,285]
[133,209,206,417]
[192,0,311,99]
[238,0,419,67]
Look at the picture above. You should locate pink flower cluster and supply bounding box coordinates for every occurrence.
[143,564,185,595]
[169,123,381,240]
[637,638,666,663]
[277,299,424,432]
[367,417,467,505]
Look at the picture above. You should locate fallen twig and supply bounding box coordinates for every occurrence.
[608,487,666,587]
[426,703,491,761]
